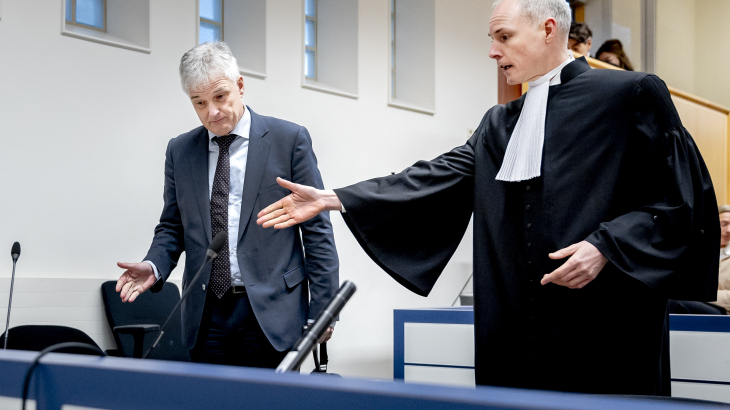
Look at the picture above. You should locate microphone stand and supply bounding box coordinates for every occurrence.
[142,249,219,359]
[4,256,18,349]
[276,281,356,373]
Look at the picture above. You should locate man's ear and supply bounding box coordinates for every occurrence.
[543,17,558,43]
[586,38,592,51]
[237,76,245,96]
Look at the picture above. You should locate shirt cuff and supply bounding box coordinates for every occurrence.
[340,203,346,213]
[143,260,161,280]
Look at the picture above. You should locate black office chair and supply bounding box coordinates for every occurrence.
[0,325,103,355]
[100,280,190,361]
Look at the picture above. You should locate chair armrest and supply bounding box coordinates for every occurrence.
[113,324,160,335]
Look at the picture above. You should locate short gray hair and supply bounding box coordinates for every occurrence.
[720,205,730,215]
[492,0,571,40]
[179,41,240,95]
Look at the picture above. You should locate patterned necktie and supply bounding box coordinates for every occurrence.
[210,135,236,299]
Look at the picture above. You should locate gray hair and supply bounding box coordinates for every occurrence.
[179,41,240,95]
[492,0,571,40]
[720,205,730,215]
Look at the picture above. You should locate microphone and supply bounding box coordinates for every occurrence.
[276,280,356,373]
[4,242,20,349]
[142,232,227,359]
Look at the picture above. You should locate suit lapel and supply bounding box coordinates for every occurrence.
[239,107,270,241]
[185,127,213,243]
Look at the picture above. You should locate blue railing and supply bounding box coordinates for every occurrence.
[0,348,723,410]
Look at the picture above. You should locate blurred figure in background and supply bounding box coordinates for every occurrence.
[568,22,593,57]
[596,39,634,71]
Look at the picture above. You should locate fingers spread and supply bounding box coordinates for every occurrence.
[120,281,134,302]
[277,177,295,190]
[548,242,581,260]
[116,273,129,292]
[263,213,291,229]
[257,199,284,221]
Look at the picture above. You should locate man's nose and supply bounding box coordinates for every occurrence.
[208,104,219,117]
[488,43,501,60]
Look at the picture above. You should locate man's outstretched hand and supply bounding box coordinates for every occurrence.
[256,177,341,229]
[116,262,156,302]
[541,241,607,289]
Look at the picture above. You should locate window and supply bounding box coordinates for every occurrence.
[390,0,396,98]
[388,0,435,114]
[199,0,223,44]
[197,0,267,79]
[65,0,106,32]
[62,0,150,54]
[304,0,317,80]
[301,0,358,98]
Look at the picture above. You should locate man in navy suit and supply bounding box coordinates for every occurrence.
[115,42,339,368]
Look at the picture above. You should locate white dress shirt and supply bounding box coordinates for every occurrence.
[147,107,251,287]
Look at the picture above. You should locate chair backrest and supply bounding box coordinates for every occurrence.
[0,325,102,355]
[100,281,189,361]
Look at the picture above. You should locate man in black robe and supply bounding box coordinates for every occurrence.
[257,0,719,395]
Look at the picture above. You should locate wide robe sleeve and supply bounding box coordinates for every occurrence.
[333,135,477,296]
[585,75,720,301]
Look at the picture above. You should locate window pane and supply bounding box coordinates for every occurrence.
[76,0,104,29]
[305,0,316,18]
[200,0,223,23]
[305,49,316,79]
[66,0,73,22]
[305,18,316,48]
[200,21,222,44]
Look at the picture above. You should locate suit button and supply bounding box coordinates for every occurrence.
[526,223,532,229]
[202,284,206,291]
[527,242,532,247]
[701,230,705,235]
[527,260,532,265]
[653,215,658,221]
[526,186,531,191]
[526,205,531,210]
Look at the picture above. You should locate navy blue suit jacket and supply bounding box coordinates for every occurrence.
[144,107,339,351]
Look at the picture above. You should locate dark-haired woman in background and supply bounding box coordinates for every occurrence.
[596,39,634,71]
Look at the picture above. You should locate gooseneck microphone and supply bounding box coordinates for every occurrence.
[276,280,356,373]
[142,232,227,359]
[4,242,20,349]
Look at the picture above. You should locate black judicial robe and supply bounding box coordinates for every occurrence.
[334,57,719,395]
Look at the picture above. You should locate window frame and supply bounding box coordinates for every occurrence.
[65,0,107,33]
[199,0,225,43]
[304,0,318,81]
[390,0,396,99]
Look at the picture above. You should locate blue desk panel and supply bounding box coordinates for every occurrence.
[0,349,724,410]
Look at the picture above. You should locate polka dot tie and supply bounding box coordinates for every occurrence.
[210,135,236,299]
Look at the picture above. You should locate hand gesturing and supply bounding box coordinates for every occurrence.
[256,178,341,229]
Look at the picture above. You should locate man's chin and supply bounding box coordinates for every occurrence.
[504,72,522,86]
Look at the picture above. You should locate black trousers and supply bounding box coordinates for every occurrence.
[190,289,288,368]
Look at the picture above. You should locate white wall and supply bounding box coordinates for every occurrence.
[0,0,494,379]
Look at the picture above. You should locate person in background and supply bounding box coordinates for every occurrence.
[596,39,634,71]
[710,206,730,313]
[568,22,592,57]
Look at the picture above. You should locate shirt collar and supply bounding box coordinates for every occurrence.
[546,54,575,86]
[207,105,251,141]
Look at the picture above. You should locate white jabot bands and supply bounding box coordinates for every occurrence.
[496,55,575,182]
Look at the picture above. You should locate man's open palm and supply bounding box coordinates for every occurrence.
[116,262,156,302]
[257,178,339,229]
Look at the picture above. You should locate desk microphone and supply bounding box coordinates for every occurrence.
[142,232,227,359]
[276,280,356,373]
[4,242,20,349]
